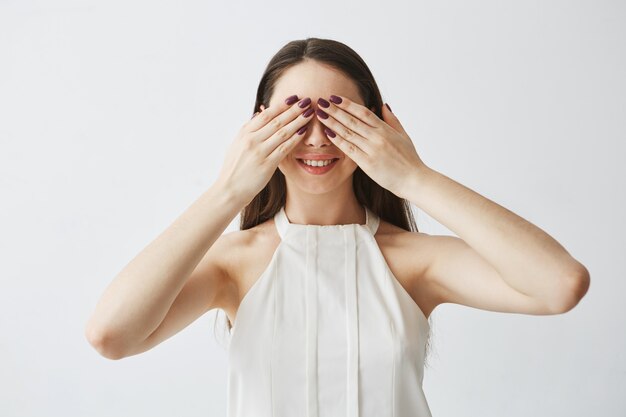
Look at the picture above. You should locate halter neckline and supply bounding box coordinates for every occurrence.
[274,204,380,239]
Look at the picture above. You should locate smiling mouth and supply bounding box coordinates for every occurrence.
[296,158,339,167]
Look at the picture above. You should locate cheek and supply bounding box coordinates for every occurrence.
[343,160,359,176]
[277,157,297,176]
[277,157,291,170]
[277,161,286,176]
[340,155,358,169]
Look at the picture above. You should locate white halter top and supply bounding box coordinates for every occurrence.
[226,205,432,417]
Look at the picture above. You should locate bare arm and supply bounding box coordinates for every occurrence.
[85,94,316,359]
[84,181,244,359]
[405,166,590,314]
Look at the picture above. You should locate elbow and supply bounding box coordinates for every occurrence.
[548,263,591,314]
[84,324,127,360]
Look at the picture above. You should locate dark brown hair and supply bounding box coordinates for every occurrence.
[213,37,432,366]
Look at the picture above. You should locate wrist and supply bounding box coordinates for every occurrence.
[402,164,438,205]
[209,180,249,212]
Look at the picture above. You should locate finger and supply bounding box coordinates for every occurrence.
[317,98,373,138]
[253,96,311,141]
[266,122,310,165]
[325,95,381,129]
[315,108,372,155]
[250,96,308,135]
[264,105,315,163]
[317,96,373,138]
[256,97,312,143]
[321,123,368,166]
[383,102,409,136]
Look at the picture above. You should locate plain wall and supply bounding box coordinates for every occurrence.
[1,0,624,416]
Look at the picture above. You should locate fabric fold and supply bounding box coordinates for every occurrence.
[305,227,319,417]
[344,226,359,417]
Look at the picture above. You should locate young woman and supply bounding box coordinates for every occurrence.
[85,37,590,416]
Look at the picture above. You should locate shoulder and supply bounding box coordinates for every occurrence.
[217,217,279,285]
[375,218,434,268]
[374,219,442,317]
[215,218,280,322]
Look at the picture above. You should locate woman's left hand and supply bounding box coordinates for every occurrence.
[315,95,428,199]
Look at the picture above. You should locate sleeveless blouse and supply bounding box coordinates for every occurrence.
[226,205,432,417]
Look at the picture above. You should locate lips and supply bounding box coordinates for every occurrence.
[296,157,339,173]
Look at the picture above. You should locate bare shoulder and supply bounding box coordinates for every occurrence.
[216,217,281,326]
[219,217,442,323]
[374,219,441,319]
[217,218,279,275]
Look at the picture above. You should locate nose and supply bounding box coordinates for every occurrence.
[302,102,333,147]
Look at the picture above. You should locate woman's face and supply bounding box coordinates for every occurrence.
[266,60,370,196]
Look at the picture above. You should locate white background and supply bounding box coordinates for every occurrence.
[1,0,624,416]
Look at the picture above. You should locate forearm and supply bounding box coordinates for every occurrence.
[404,165,588,305]
[85,181,243,351]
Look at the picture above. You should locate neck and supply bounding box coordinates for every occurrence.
[283,194,365,226]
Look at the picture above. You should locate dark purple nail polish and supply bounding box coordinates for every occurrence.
[316,108,328,119]
[385,103,392,113]
[329,95,342,104]
[317,98,330,108]
[303,107,315,117]
[324,127,336,138]
[298,97,311,108]
[285,95,299,105]
[297,125,308,135]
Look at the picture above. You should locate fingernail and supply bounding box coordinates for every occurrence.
[317,98,330,108]
[297,125,308,135]
[385,103,392,113]
[302,107,315,117]
[324,127,336,138]
[298,97,311,108]
[329,95,342,104]
[285,95,299,105]
[316,108,328,119]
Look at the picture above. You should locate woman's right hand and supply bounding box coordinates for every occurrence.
[216,94,315,206]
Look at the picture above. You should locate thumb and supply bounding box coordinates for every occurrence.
[382,102,408,136]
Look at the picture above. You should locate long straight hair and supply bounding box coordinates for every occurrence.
[214,37,432,366]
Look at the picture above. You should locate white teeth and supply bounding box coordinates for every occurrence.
[301,159,336,167]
